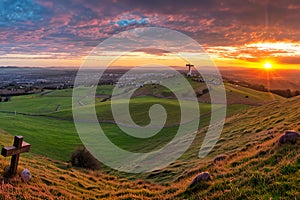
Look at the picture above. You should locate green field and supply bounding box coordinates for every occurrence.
[0,81,283,162]
[0,113,80,160]
[0,83,254,161]
[0,81,299,199]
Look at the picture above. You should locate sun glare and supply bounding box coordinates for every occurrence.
[264,62,272,69]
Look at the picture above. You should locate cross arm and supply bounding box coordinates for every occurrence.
[1,142,31,157]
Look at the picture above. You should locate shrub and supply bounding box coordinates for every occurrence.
[70,146,101,170]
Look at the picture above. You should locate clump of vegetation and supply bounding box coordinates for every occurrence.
[70,146,101,170]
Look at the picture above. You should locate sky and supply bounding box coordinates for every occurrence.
[0,0,300,69]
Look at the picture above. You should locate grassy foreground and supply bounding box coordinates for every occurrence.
[0,95,299,199]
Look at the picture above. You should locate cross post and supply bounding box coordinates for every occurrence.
[1,136,31,176]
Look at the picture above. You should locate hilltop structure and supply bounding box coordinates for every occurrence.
[186,64,194,77]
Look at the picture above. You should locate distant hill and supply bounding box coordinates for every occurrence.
[198,82,284,105]
[221,67,300,91]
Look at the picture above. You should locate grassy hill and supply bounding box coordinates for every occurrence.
[0,131,181,199]
[0,96,247,161]
[0,96,299,199]
[0,82,254,161]
[0,131,183,199]
[0,80,283,116]
[178,96,300,199]
[198,83,284,105]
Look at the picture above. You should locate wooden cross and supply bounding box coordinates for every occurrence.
[1,136,30,176]
[186,63,194,76]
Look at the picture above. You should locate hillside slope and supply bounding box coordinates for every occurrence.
[0,97,299,199]
[0,131,182,200]
[177,96,300,199]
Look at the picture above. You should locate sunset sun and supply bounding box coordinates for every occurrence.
[264,62,272,69]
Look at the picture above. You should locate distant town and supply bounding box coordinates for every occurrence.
[1,66,299,100]
[0,67,134,96]
[0,66,204,97]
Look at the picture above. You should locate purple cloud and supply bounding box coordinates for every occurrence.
[0,0,299,65]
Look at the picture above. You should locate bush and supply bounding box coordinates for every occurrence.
[70,146,101,170]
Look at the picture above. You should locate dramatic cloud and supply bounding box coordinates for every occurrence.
[0,0,299,67]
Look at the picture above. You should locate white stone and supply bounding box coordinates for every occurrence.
[21,169,31,182]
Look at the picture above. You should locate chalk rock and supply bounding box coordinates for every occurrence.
[190,172,211,187]
[21,169,31,182]
[279,130,300,145]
